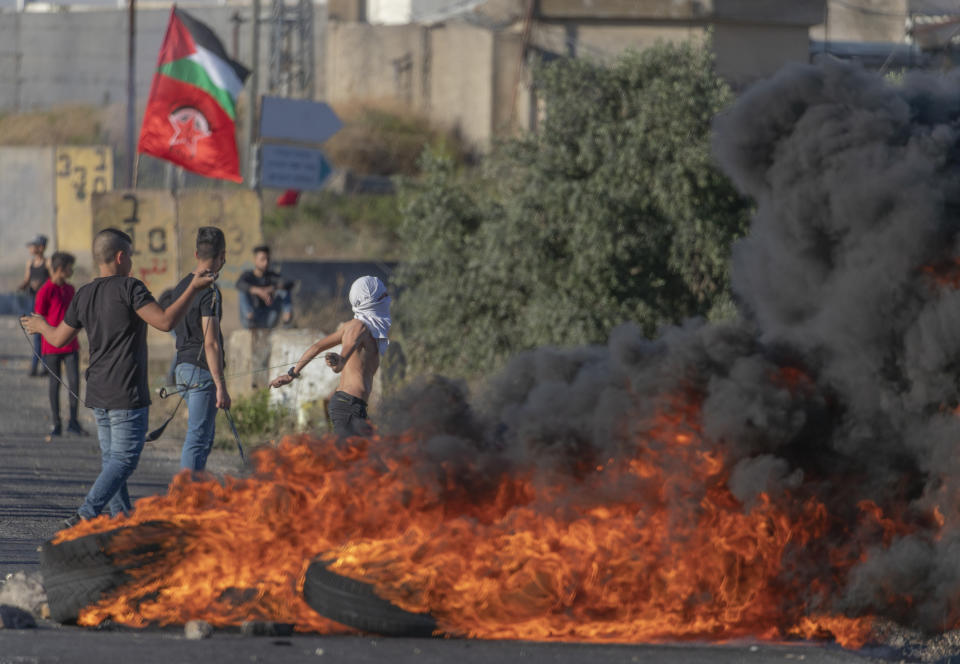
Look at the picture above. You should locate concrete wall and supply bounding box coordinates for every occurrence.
[536,0,825,23]
[324,20,427,107]
[492,29,524,136]
[227,327,384,430]
[324,19,510,146]
[811,0,906,43]
[55,146,115,271]
[0,148,55,286]
[430,21,494,144]
[324,0,825,145]
[0,5,325,113]
[713,22,813,85]
[533,22,707,61]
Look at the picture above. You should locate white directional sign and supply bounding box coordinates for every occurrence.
[259,144,334,191]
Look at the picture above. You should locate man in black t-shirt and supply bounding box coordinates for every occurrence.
[21,228,214,527]
[170,226,230,472]
[235,245,293,328]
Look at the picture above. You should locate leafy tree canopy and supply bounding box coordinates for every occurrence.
[392,40,751,378]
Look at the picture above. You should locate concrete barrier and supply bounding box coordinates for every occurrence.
[55,146,114,270]
[0,147,55,288]
[226,326,382,434]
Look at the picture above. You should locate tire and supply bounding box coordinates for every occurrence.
[302,560,438,637]
[40,521,183,624]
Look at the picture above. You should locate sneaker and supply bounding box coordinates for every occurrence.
[62,513,84,529]
[49,423,62,437]
[66,421,88,436]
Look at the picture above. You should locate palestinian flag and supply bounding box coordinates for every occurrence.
[137,6,250,182]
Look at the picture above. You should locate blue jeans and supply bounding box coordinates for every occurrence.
[79,407,148,519]
[165,330,178,386]
[176,362,217,471]
[238,289,292,329]
[19,293,41,373]
[31,332,41,374]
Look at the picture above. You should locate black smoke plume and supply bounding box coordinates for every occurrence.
[381,60,960,632]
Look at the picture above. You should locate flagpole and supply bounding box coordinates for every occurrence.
[126,0,136,188]
[247,0,260,190]
[133,154,141,190]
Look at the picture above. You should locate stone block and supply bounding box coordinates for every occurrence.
[184,619,213,639]
[226,326,382,433]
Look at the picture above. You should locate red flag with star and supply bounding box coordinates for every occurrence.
[137,6,250,182]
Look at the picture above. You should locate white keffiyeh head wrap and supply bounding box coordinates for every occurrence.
[349,276,391,355]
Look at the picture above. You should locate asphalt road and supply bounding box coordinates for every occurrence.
[0,316,239,579]
[0,316,887,663]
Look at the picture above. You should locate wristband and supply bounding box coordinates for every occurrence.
[287,366,301,379]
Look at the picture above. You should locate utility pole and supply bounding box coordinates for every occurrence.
[268,0,314,99]
[247,0,261,190]
[127,0,136,188]
[231,10,246,60]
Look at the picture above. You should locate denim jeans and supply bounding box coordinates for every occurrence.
[175,362,217,471]
[30,333,41,374]
[238,289,292,329]
[165,330,178,387]
[79,407,148,519]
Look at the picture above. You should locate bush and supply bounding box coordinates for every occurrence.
[214,389,295,449]
[393,41,751,377]
[324,101,469,176]
[262,191,404,261]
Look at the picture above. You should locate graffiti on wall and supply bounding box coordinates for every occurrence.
[91,190,178,294]
[91,189,262,302]
[55,146,113,264]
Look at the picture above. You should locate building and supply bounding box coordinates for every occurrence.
[325,0,826,146]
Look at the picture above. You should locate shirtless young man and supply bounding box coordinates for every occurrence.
[269,276,391,436]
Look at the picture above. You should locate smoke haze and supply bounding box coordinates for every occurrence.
[381,60,960,631]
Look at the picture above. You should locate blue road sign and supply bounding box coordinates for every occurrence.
[259,144,334,191]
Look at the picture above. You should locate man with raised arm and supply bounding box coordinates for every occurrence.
[169,226,230,473]
[21,228,214,527]
[269,276,391,436]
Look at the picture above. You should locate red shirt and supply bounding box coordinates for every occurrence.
[34,280,79,355]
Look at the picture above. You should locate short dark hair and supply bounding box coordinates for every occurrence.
[92,228,133,265]
[252,245,270,256]
[50,251,75,272]
[196,226,226,260]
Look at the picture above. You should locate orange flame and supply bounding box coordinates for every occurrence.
[56,395,887,647]
[922,259,960,289]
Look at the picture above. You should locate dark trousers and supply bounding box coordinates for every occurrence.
[328,391,372,437]
[44,351,80,424]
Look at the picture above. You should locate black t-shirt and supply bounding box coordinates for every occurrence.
[236,269,287,308]
[63,275,156,409]
[172,273,223,372]
[28,262,50,296]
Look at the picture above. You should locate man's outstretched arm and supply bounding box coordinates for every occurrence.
[136,271,215,332]
[269,326,346,388]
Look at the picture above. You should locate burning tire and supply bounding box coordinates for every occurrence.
[40,521,184,624]
[302,560,438,637]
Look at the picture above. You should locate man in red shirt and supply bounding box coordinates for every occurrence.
[34,252,86,437]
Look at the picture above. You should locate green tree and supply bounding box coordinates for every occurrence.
[394,41,750,377]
